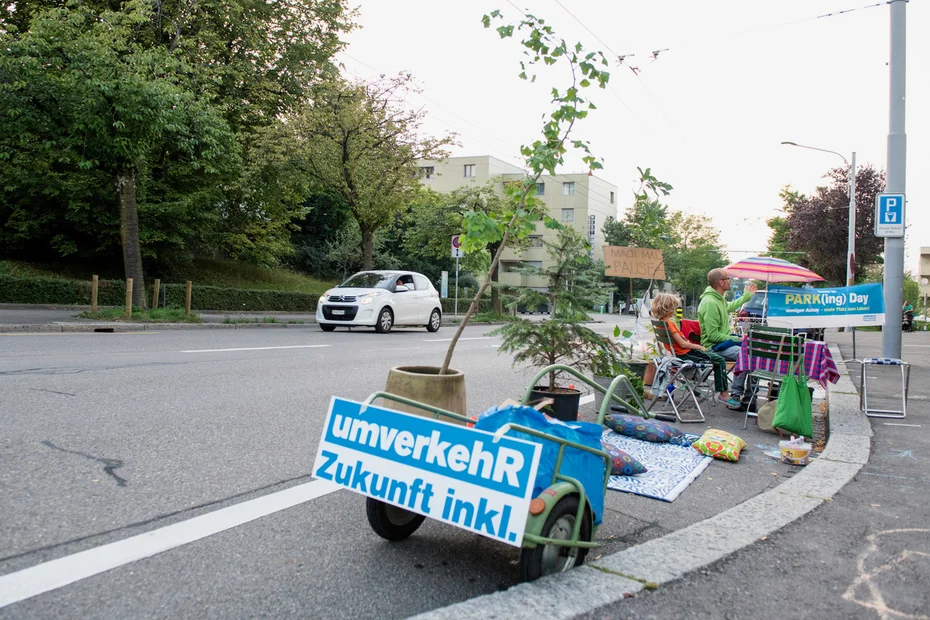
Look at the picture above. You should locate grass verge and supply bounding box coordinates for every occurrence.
[79,307,203,323]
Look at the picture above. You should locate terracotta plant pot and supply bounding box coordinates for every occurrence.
[384,365,467,423]
[529,386,582,422]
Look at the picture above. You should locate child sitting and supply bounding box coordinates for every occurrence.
[650,293,730,404]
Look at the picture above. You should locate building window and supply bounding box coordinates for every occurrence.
[464,164,475,178]
[419,166,434,179]
[562,182,575,196]
[561,209,574,222]
[528,235,544,248]
[609,191,615,204]
[535,183,545,196]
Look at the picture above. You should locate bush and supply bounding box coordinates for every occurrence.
[0,275,320,312]
[440,297,494,315]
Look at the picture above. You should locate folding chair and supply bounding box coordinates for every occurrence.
[647,320,714,423]
[744,326,806,429]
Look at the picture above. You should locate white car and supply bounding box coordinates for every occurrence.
[316,270,443,333]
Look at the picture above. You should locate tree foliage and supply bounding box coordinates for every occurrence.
[0,0,355,292]
[776,165,886,284]
[602,167,725,305]
[287,75,455,269]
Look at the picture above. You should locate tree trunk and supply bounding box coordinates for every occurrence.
[116,169,147,309]
[488,240,502,314]
[361,226,375,270]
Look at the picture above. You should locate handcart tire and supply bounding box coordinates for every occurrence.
[519,495,592,582]
[366,498,425,541]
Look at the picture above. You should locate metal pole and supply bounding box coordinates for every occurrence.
[454,256,459,319]
[847,152,857,286]
[882,0,906,359]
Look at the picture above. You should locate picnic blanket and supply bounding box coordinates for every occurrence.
[603,430,711,502]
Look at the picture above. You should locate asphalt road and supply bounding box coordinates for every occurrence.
[0,319,834,619]
[579,330,930,620]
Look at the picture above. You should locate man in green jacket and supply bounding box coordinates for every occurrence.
[698,268,757,409]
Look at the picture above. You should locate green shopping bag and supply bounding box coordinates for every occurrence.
[771,340,813,438]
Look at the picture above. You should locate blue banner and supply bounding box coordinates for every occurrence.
[765,283,885,328]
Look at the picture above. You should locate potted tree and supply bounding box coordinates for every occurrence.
[490,227,616,421]
[385,11,611,418]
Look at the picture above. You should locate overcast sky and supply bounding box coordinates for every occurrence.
[338,0,927,275]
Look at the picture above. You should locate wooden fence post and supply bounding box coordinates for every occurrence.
[125,278,133,319]
[152,278,160,310]
[91,275,98,313]
[185,280,192,316]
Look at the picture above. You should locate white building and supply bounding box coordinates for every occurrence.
[416,155,619,288]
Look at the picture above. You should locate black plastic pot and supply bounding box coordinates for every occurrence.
[529,386,582,422]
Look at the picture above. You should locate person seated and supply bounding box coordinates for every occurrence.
[698,268,757,409]
[651,293,731,404]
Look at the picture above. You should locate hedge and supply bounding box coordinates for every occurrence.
[0,275,320,312]
[0,275,515,314]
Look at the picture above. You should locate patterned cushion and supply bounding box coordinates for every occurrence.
[600,440,648,476]
[604,414,683,443]
[692,429,747,462]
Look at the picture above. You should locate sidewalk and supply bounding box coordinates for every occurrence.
[412,331,886,619]
[0,305,617,332]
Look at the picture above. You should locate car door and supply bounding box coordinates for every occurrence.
[391,275,419,324]
[412,274,435,322]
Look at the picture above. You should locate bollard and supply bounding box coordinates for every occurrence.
[125,278,133,319]
[152,278,160,310]
[185,280,192,316]
[91,275,98,313]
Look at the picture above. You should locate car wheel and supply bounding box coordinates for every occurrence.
[320,324,336,332]
[426,309,441,332]
[375,308,393,333]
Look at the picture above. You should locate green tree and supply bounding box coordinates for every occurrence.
[0,0,354,279]
[0,2,238,305]
[290,75,455,269]
[662,211,727,308]
[782,166,887,284]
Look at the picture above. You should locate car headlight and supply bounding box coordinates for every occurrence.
[360,292,382,305]
[319,292,330,304]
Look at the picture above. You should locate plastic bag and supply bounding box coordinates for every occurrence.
[475,404,606,524]
[771,374,813,438]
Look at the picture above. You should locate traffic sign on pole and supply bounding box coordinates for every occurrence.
[874,193,905,238]
[451,234,464,258]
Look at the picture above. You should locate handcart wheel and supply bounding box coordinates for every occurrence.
[519,495,592,581]
[366,498,425,541]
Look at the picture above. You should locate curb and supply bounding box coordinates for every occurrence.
[411,343,870,620]
[0,322,321,333]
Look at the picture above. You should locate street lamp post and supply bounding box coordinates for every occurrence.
[781,142,857,288]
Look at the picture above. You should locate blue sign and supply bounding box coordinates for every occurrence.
[765,284,885,328]
[875,193,905,238]
[313,397,541,546]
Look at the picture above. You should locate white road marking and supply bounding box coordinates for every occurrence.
[882,423,922,427]
[580,394,595,405]
[423,337,494,342]
[0,480,339,608]
[180,345,331,353]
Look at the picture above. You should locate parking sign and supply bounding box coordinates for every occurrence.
[874,193,905,238]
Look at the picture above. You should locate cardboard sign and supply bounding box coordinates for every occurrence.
[765,284,885,328]
[603,246,665,279]
[313,397,542,547]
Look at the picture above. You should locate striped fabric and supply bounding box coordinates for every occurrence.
[725,256,825,283]
[863,358,907,366]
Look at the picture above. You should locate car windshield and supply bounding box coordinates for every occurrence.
[338,272,397,289]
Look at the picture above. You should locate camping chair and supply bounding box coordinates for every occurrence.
[647,320,715,423]
[744,325,806,429]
